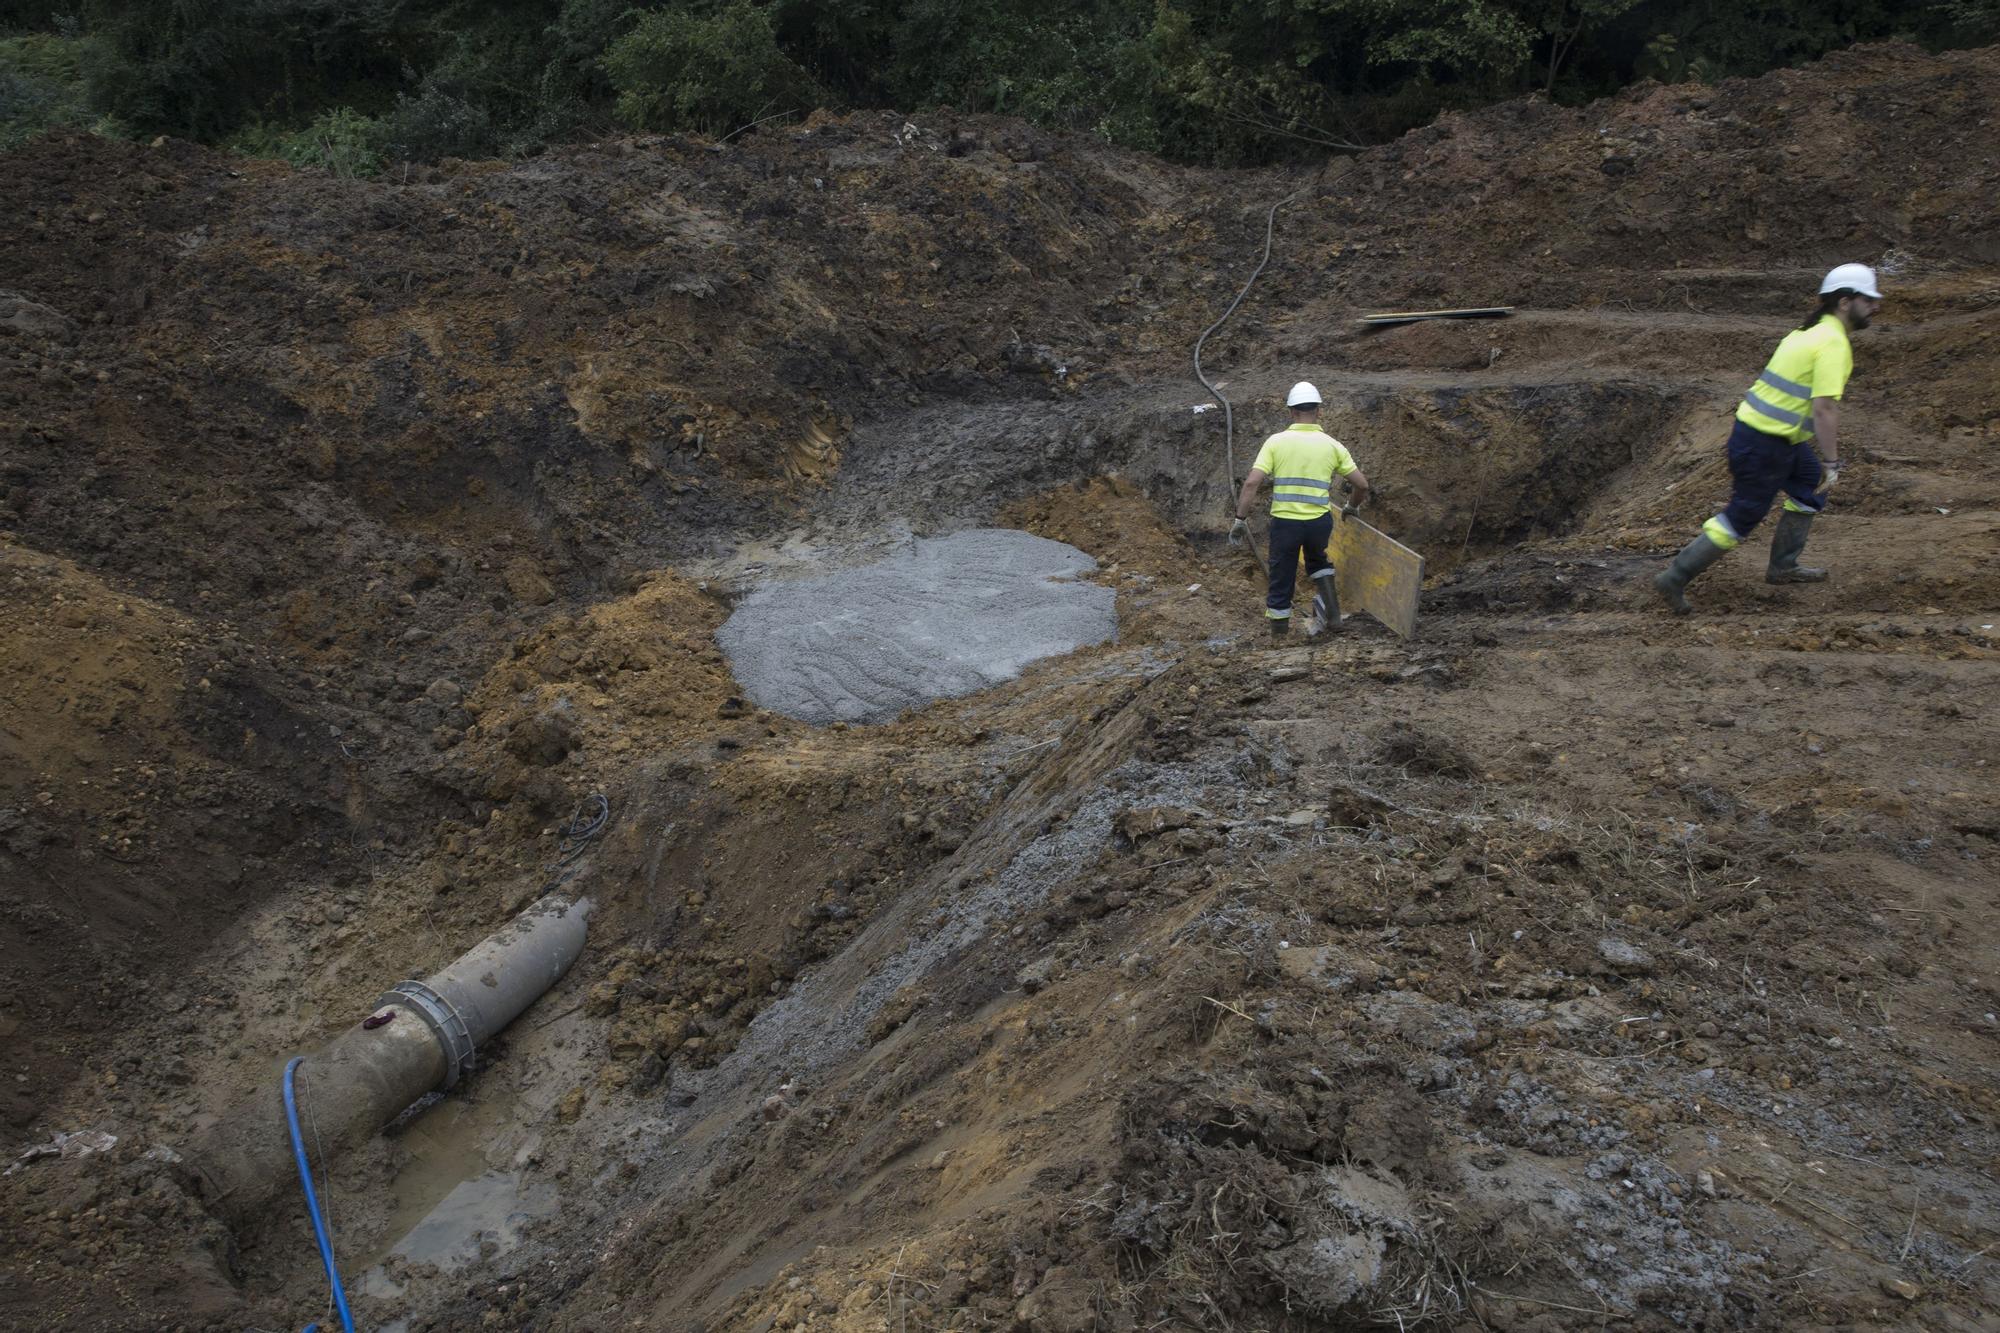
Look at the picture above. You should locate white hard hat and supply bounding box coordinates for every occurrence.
[1818,263,1882,299]
[1286,381,1321,407]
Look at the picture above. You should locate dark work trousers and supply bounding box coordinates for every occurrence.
[1721,420,1825,539]
[1265,512,1334,619]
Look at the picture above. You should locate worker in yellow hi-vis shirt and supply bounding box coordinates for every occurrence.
[1655,263,1881,614]
[1230,382,1371,637]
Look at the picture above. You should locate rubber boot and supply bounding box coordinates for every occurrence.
[1765,510,1827,584]
[1653,533,1729,615]
[1269,615,1290,639]
[1310,572,1341,634]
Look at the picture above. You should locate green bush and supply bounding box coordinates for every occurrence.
[377,84,496,161]
[1125,5,1340,161]
[509,0,636,151]
[0,31,104,148]
[80,0,415,142]
[300,106,385,175]
[1934,0,2000,39]
[887,0,1110,126]
[229,107,384,175]
[603,0,816,135]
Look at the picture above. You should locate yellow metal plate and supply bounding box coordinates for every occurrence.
[1329,516,1425,638]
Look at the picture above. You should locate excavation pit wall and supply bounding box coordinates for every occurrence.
[797,375,1693,568]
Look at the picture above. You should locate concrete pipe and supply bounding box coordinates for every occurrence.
[188,896,591,1225]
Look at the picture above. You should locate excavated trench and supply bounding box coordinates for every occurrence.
[702,366,1693,728]
[0,220,1726,1333]
[186,368,1697,1316]
[692,373,1692,573]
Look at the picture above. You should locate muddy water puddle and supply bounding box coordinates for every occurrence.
[355,1091,558,1306]
[718,528,1117,724]
[385,1167,555,1269]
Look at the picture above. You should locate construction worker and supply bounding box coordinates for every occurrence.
[1655,263,1881,613]
[1230,382,1371,636]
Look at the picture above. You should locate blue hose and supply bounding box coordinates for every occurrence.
[283,1056,357,1333]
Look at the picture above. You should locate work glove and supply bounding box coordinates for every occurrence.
[1816,464,1841,495]
[1227,517,1249,547]
[1339,503,1361,519]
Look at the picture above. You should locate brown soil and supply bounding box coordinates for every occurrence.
[3,38,1999,1333]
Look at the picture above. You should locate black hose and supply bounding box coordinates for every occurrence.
[538,792,610,898]
[1193,159,1347,511]
[1192,185,1307,511]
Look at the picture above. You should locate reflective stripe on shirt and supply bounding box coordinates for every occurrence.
[1735,315,1850,445]
[1250,425,1356,518]
[1757,368,1810,398]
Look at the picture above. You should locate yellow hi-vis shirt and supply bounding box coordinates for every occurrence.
[1251,424,1358,519]
[1736,314,1852,444]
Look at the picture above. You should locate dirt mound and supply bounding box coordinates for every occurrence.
[0,532,364,1132]
[1279,42,2000,315]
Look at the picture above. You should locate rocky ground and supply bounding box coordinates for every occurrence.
[1,39,1998,1333]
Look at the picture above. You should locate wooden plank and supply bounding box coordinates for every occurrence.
[1358,306,1513,325]
[1329,516,1425,638]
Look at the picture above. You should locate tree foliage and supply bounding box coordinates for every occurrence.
[230,105,384,175]
[1,0,1985,169]
[604,0,815,134]
[1937,0,2000,39]
[1,31,103,149]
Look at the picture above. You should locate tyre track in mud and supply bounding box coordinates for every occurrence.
[548,664,1182,1321]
